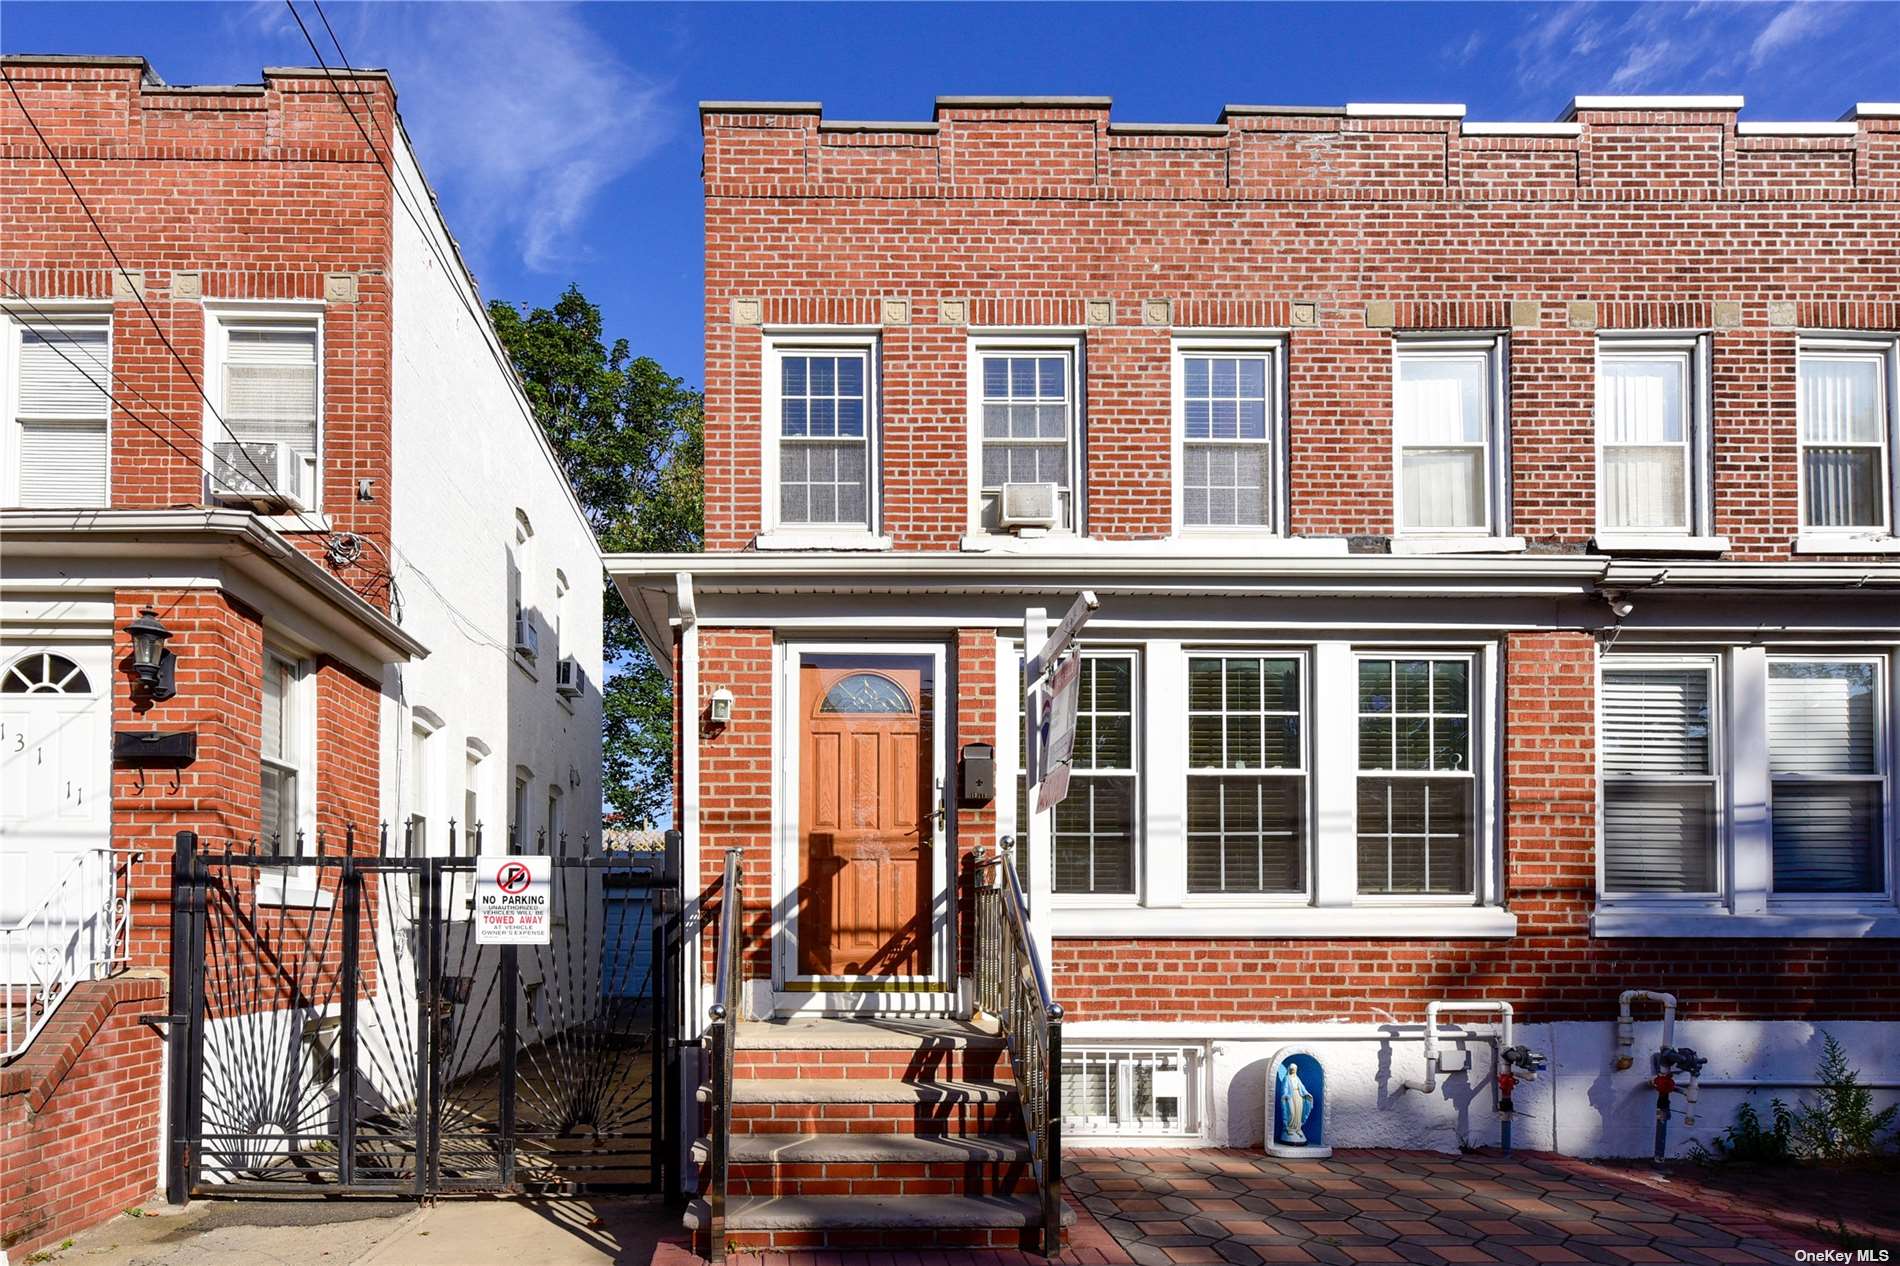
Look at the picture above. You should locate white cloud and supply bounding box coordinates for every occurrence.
[1748,3,1842,68]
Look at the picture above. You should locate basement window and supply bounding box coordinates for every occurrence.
[1060,1045,1202,1138]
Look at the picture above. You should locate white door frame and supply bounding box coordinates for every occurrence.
[772,639,953,1012]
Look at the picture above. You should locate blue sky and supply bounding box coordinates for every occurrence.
[6,1,1899,388]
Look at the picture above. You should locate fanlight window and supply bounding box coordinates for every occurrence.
[819,673,913,714]
[1,652,92,694]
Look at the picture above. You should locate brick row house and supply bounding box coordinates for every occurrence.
[1,57,603,1258]
[609,93,1900,1250]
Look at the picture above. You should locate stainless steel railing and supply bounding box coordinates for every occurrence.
[976,839,1063,1257]
[704,848,743,1263]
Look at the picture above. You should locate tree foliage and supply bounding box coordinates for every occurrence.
[489,285,702,825]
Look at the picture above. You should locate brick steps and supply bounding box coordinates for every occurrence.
[731,1077,1024,1135]
[683,1192,1071,1252]
[699,1130,1034,1197]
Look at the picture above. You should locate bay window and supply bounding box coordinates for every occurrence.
[1392,337,1508,540]
[1798,336,1897,544]
[1595,334,1713,542]
[6,316,110,509]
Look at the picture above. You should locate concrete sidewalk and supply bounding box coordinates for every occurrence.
[29,1195,694,1266]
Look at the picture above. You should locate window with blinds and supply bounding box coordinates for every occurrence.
[11,323,110,508]
[1768,659,1886,894]
[1180,350,1275,529]
[1798,345,1893,533]
[1186,655,1305,893]
[261,652,305,857]
[1600,664,1718,894]
[220,324,318,505]
[1356,656,1476,895]
[1393,342,1500,534]
[1051,654,1138,895]
[977,348,1077,531]
[1597,343,1697,532]
[776,349,872,528]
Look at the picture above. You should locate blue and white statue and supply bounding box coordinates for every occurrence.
[1279,1061,1314,1145]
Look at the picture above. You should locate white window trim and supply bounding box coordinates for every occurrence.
[3,308,113,509]
[256,646,325,907]
[1593,646,1900,938]
[964,332,1086,546]
[1794,333,1900,551]
[1593,332,1716,548]
[1389,334,1515,548]
[1169,334,1289,538]
[758,331,888,548]
[1044,648,1142,906]
[1764,652,1894,907]
[1007,636,1511,938]
[202,302,325,513]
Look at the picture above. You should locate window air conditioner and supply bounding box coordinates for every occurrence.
[998,481,1060,531]
[211,441,311,510]
[555,656,585,698]
[513,609,540,659]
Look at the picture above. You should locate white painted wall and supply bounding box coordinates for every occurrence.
[1069,1019,1900,1158]
[385,126,604,856]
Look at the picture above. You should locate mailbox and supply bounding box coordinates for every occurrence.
[959,743,995,804]
[113,730,197,765]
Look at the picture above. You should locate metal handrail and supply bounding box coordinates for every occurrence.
[3,845,142,1060]
[977,838,1063,1257]
[705,848,743,1263]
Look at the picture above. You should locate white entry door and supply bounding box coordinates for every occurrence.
[1,643,112,985]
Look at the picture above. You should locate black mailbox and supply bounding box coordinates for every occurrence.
[959,742,996,804]
[113,730,197,765]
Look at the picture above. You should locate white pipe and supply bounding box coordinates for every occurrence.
[1615,989,1677,1069]
[1403,1000,1514,1094]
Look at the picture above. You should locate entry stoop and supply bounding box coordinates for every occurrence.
[687,1015,1072,1254]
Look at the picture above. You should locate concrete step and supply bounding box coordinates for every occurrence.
[693,1131,1035,1197]
[736,1015,1003,1049]
[730,1078,1024,1136]
[736,1016,1011,1081]
[683,1192,1072,1252]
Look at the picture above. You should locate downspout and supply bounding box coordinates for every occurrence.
[675,571,700,1189]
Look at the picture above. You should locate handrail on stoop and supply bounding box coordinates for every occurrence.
[705,847,743,1264]
[978,837,1064,1258]
[3,845,144,1062]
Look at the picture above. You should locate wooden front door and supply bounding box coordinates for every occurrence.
[796,662,932,979]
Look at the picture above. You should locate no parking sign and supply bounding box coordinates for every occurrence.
[475,855,551,944]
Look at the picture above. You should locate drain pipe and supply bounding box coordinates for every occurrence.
[1614,990,1676,1070]
[1402,1000,1514,1095]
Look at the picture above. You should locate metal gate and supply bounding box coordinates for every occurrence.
[164,827,679,1200]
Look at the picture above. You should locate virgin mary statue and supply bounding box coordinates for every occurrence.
[1280,1061,1315,1146]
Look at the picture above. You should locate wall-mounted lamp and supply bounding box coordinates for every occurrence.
[125,606,178,701]
[708,686,735,726]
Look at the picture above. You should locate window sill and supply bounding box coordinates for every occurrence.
[961,533,1353,557]
[1592,533,1730,556]
[1049,905,1516,939]
[260,511,332,534]
[255,870,336,909]
[1389,535,1527,556]
[1591,906,1900,938]
[513,652,539,681]
[754,530,893,552]
[1167,533,1353,557]
[1794,533,1900,555]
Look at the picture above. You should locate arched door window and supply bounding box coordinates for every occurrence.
[1,652,92,694]
[818,672,913,715]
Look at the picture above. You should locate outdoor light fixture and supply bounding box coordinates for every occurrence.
[125,605,178,700]
[708,686,735,725]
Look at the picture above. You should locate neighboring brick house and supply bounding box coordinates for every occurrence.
[1,56,603,1258]
[609,92,1900,1224]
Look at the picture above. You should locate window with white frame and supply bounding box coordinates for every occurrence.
[261,650,309,857]
[1600,662,1719,894]
[1596,335,1711,537]
[1798,337,1896,538]
[1052,654,1138,895]
[512,768,531,851]
[212,319,320,508]
[1175,341,1281,531]
[546,784,564,852]
[510,510,537,660]
[407,720,434,856]
[765,339,876,533]
[1061,1045,1202,1137]
[1186,654,1304,893]
[1392,338,1506,536]
[464,745,485,855]
[972,340,1081,533]
[1768,658,1888,894]
[1356,656,1475,895]
[6,317,110,508]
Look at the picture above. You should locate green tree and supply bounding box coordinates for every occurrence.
[489,285,702,825]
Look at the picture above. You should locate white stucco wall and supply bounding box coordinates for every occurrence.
[1068,1019,1900,1158]
[384,127,605,855]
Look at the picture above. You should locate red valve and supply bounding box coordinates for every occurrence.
[1498,1072,1517,1094]
[1651,1074,1676,1095]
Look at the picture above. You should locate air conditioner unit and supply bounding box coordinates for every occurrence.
[555,656,585,698]
[211,441,311,510]
[513,609,540,659]
[998,481,1061,531]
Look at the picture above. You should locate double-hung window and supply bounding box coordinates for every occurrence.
[1600,662,1719,894]
[6,317,110,508]
[766,338,877,535]
[1186,654,1304,893]
[1174,340,1283,532]
[1052,654,1138,895]
[1391,338,1508,540]
[971,339,1082,534]
[261,650,309,857]
[212,318,320,510]
[1595,334,1714,544]
[1768,658,1888,895]
[1798,336,1897,545]
[1356,656,1476,895]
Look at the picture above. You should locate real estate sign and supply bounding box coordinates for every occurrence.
[1034,651,1082,813]
[475,854,551,945]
